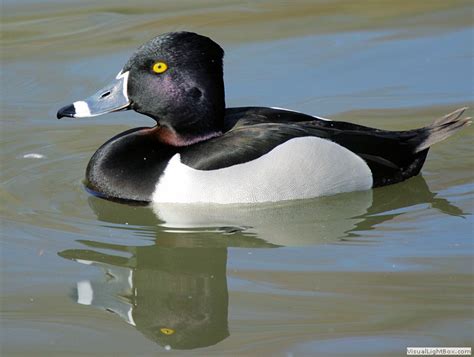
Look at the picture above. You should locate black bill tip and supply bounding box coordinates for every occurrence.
[57,104,75,119]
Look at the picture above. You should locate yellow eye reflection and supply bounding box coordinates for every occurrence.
[160,327,175,335]
[152,62,168,74]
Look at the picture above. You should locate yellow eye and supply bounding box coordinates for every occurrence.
[160,327,175,335]
[152,61,168,74]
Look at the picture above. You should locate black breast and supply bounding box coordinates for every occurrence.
[86,128,177,202]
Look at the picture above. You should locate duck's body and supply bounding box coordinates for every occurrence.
[85,106,467,204]
[57,32,470,204]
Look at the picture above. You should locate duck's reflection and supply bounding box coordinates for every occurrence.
[58,175,464,350]
[60,245,230,350]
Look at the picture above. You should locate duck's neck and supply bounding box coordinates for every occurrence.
[152,125,222,147]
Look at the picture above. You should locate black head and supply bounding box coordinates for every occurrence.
[125,32,225,138]
[58,32,225,145]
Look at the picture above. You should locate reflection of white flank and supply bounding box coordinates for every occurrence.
[73,101,92,118]
[77,280,93,305]
[153,189,373,247]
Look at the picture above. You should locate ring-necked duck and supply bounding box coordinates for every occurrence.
[57,31,471,204]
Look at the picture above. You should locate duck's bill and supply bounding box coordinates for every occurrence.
[57,71,131,119]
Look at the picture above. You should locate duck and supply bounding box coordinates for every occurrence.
[57,31,471,204]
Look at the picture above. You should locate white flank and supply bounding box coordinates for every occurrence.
[73,101,92,117]
[153,137,372,204]
[270,107,331,121]
[77,280,93,305]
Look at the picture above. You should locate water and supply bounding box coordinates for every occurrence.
[1,1,473,355]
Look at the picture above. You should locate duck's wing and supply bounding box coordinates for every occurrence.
[183,107,469,187]
[181,120,409,187]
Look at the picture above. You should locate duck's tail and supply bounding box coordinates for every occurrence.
[414,107,471,153]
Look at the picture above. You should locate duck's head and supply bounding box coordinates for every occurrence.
[57,32,225,145]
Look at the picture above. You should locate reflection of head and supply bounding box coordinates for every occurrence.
[60,245,229,350]
[131,247,229,349]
